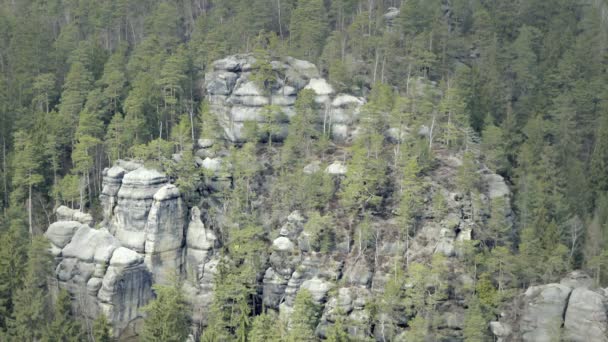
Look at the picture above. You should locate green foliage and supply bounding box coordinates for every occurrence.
[250,311,283,342]
[142,283,190,342]
[288,289,321,341]
[42,289,84,342]
[92,314,112,342]
[463,297,488,342]
[289,0,328,61]
[7,236,55,340]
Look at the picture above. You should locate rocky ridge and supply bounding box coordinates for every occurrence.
[205,54,364,143]
[42,54,591,341]
[491,271,608,342]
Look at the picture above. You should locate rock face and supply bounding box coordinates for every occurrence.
[183,206,219,328]
[204,54,364,143]
[46,222,152,337]
[47,162,189,338]
[491,271,608,342]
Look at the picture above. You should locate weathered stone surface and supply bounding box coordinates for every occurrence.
[112,167,168,251]
[204,54,363,142]
[56,206,94,226]
[561,270,594,289]
[484,173,510,199]
[46,221,84,248]
[183,207,219,330]
[564,287,608,342]
[326,161,347,175]
[145,184,186,284]
[520,284,572,342]
[490,321,512,342]
[62,226,120,264]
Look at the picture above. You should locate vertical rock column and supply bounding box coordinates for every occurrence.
[145,184,186,284]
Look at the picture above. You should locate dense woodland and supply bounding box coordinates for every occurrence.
[1,0,608,341]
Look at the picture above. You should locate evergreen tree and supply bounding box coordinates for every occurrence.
[42,289,84,342]
[92,314,112,342]
[10,130,43,236]
[288,289,321,341]
[9,236,54,340]
[141,283,190,342]
[250,311,282,342]
[289,0,328,61]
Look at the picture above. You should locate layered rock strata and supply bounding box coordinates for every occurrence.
[204,54,364,143]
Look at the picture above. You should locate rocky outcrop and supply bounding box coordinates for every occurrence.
[46,222,152,337]
[491,271,608,342]
[204,54,364,143]
[47,162,188,337]
[183,206,219,328]
[55,205,94,226]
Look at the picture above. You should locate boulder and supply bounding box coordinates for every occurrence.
[45,221,84,248]
[326,161,347,175]
[303,161,321,174]
[484,173,510,199]
[490,322,512,342]
[56,206,94,226]
[563,287,608,342]
[520,284,572,342]
[305,78,335,96]
[301,277,333,303]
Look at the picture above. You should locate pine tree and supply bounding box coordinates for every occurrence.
[42,289,84,342]
[11,236,55,341]
[289,0,328,61]
[288,289,321,341]
[141,283,190,342]
[10,130,43,236]
[92,314,112,342]
[0,210,28,330]
[463,297,487,342]
[250,311,282,342]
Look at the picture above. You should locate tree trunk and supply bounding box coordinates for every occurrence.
[28,181,33,237]
[2,140,7,214]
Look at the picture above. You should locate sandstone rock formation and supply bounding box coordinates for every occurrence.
[491,271,608,342]
[204,54,364,143]
[47,162,192,337]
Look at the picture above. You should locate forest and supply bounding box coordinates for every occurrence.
[0,0,608,341]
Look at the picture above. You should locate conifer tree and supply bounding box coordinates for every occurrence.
[288,289,321,341]
[141,283,190,342]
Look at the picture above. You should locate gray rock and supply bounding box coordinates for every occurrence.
[56,206,94,226]
[273,236,295,252]
[204,55,362,143]
[201,157,223,173]
[45,221,84,248]
[112,167,167,252]
[205,71,238,95]
[326,161,347,175]
[305,78,335,96]
[563,287,608,342]
[303,161,321,174]
[560,270,594,289]
[62,226,120,264]
[418,125,430,137]
[520,284,572,342]
[301,277,332,303]
[490,321,512,341]
[484,173,510,199]
[384,7,400,21]
[145,184,186,284]
[197,139,215,149]
[110,247,143,267]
